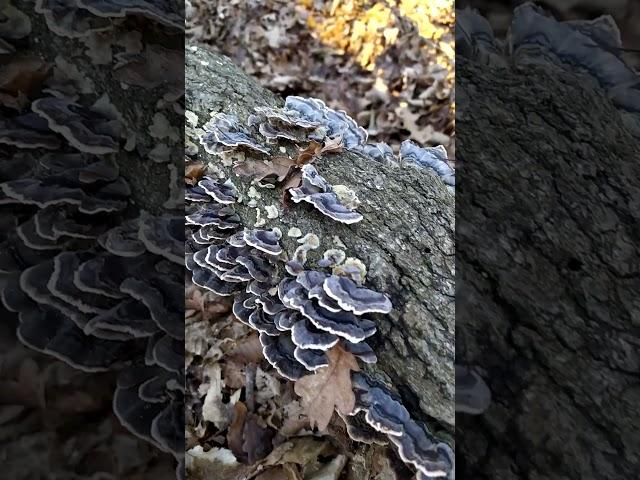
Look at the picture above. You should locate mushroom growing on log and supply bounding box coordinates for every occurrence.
[186,44,456,478]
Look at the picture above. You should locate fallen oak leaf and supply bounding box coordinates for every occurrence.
[185,161,206,185]
[293,345,360,431]
[295,140,321,165]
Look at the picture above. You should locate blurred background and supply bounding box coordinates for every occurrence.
[458,0,640,67]
[186,0,456,156]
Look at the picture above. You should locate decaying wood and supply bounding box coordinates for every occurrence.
[186,45,456,442]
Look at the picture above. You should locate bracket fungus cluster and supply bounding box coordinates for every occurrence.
[1,0,184,476]
[0,158,184,470]
[200,95,456,191]
[457,2,640,138]
[188,93,455,478]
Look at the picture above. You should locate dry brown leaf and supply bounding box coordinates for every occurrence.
[222,360,245,390]
[243,413,275,464]
[185,162,206,185]
[233,156,295,183]
[295,141,321,165]
[259,437,333,470]
[320,136,343,154]
[293,346,360,431]
[227,333,264,364]
[255,466,298,480]
[227,401,248,463]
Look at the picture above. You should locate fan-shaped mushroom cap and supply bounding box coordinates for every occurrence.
[114,366,175,452]
[185,185,211,202]
[1,176,129,213]
[35,0,111,38]
[48,251,116,314]
[399,140,455,187]
[232,292,255,325]
[0,113,61,149]
[360,142,396,164]
[259,332,307,380]
[191,265,241,296]
[76,0,184,29]
[198,176,237,204]
[17,305,134,371]
[258,121,303,142]
[388,429,453,478]
[342,340,377,364]
[185,204,241,229]
[120,276,184,340]
[248,307,279,336]
[290,318,339,350]
[254,105,322,129]
[298,299,376,343]
[98,218,146,256]
[243,228,282,255]
[284,96,367,149]
[289,165,362,224]
[32,96,122,154]
[273,309,300,331]
[138,211,184,265]
[323,275,392,314]
[200,112,269,154]
[83,298,158,339]
[293,346,329,371]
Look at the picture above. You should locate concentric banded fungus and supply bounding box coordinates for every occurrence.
[32,96,122,154]
[400,140,455,187]
[323,275,392,315]
[244,227,283,255]
[198,176,238,204]
[284,96,368,148]
[458,2,640,137]
[351,373,453,478]
[188,89,454,478]
[289,165,363,224]
[200,112,269,155]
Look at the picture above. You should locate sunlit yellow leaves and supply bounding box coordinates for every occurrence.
[301,0,454,76]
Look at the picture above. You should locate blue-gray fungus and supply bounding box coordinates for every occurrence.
[190,94,456,478]
[458,2,640,137]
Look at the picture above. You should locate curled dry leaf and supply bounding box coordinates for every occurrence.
[295,140,321,165]
[294,345,360,432]
[186,161,207,185]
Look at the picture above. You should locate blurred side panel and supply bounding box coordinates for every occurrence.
[456,1,640,478]
[0,0,185,478]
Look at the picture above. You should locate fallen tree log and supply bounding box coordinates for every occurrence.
[185,43,456,445]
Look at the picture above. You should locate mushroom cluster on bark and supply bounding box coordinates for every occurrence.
[0,0,184,477]
[187,97,456,478]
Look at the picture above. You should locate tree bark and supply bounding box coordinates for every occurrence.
[456,57,640,478]
[186,44,456,438]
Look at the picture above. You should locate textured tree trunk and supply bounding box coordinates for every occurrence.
[186,44,456,439]
[456,57,640,478]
